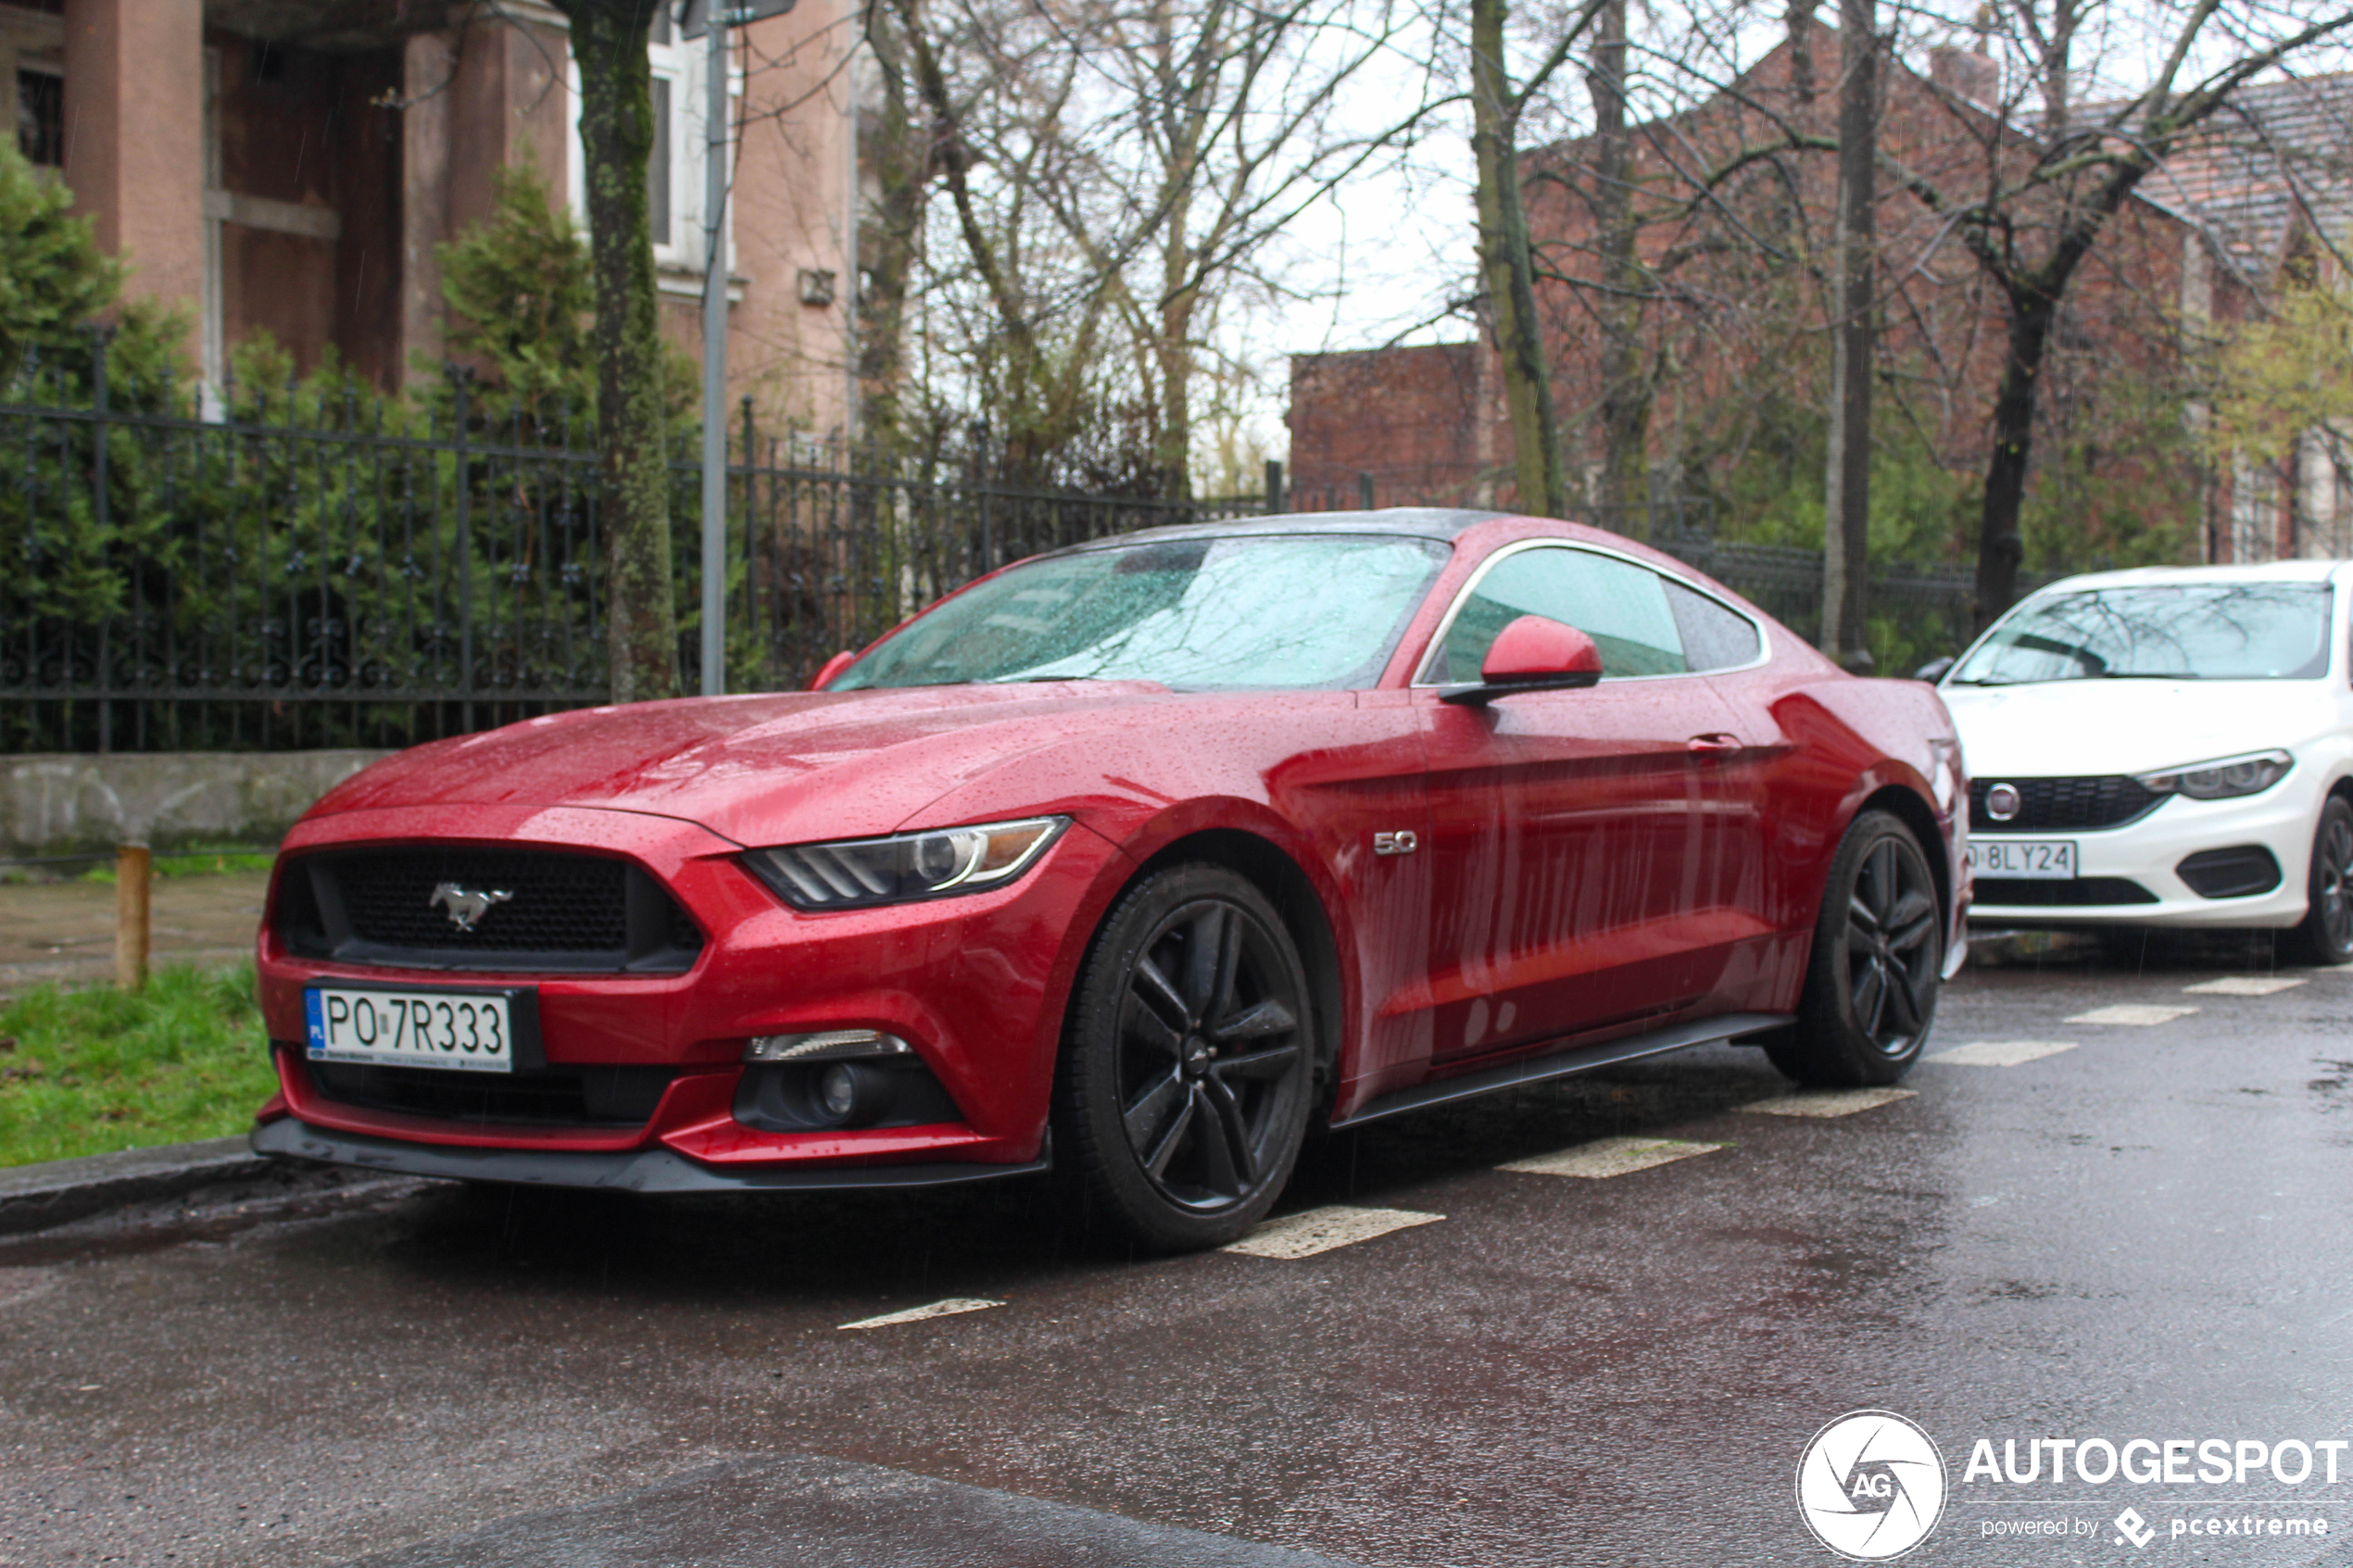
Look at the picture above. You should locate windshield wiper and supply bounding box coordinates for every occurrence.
[2097,671,2200,679]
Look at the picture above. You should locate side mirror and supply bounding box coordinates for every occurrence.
[1441,616,1604,705]
[1912,656,1956,684]
[808,649,857,691]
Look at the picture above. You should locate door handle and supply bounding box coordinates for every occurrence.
[1687,733,1742,757]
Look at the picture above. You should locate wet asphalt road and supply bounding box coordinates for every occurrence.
[6,934,2353,1568]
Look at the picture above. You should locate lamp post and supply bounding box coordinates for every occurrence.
[682,0,797,696]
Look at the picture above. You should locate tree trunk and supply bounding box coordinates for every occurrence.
[1587,0,1647,533]
[560,0,676,705]
[1155,282,1198,502]
[1818,0,1875,670]
[1786,0,1816,107]
[856,7,929,458]
[2044,0,2076,127]
[1974,296,2051,627]
[1469,0,1567,518]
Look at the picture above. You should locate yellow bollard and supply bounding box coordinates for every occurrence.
[115,843,150,992]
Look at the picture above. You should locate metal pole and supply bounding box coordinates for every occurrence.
[699,9,731,696]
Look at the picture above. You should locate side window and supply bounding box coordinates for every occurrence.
[1664,580,1763,671]
[1427,548,1687,681]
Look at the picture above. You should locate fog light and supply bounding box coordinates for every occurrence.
[817,1062,857,1119]
[814,1060,896,1127]
[744,1029,911,1062]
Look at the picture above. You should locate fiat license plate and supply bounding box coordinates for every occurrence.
[1968,839,2078,880]
[305,987,518,1073]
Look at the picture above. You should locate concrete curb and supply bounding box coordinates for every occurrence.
[0,1133,278,1236]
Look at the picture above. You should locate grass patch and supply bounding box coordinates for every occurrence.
[0,964,276,1168]
[77,847,278,884]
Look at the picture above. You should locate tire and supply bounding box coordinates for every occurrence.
[1054,864,1315,1250]
[2285,796,2353,966]
[1768,810,1944,1086]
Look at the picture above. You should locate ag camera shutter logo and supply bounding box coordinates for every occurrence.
[1796,1410,1947,1560]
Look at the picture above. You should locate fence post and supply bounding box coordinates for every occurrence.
[1358,470,1375,510]
[1265,458,1285,515]
[448,366,474,734]
[91,327,114,754]
[115,842,150,992]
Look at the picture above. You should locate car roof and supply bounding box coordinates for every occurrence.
[1044,508,1509,554]
[2032,558,2351,594]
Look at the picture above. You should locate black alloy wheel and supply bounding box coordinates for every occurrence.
[1057,864,1315,1249]
[2287,796,2353,966]
[1768,810,1944,1086]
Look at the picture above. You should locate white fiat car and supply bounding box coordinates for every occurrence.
[1940,560,2353,962]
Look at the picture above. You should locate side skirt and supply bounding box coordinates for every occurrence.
[1328,1011,1793,1132]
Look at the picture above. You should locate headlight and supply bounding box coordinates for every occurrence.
[2133,750,2294,800]
[744,816,1068,909]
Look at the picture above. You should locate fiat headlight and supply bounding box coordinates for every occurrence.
[2133,750,2294,800]
[745,817,1068,909]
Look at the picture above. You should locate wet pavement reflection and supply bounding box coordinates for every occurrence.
[5,934,2351,1565]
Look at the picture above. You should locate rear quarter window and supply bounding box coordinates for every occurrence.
[1664,580,1763,672]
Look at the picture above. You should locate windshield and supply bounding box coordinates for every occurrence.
[832,533,1450,692]
[1950,582,2335,685]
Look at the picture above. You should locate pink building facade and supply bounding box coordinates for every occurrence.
[1,0,859,442]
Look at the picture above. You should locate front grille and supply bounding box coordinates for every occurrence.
[1971,776,2164,832]
[278,847,703,973]
[303,1056,681,1126]
[1975,876,2158,907]
[342,851,626,950]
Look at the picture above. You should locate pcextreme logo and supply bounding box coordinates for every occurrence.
[1796,1410,1949,1561]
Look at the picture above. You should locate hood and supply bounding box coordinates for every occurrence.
[307,683,1179,847]
[1941,678,2333,779]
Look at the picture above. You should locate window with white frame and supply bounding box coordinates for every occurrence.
[567,8,737,282]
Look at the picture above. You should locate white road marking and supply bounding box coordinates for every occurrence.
[1929,1039,2079,1067]
[1740,1087,1918,1118]
[837,1298,1003,1331]
[2184,976,2308,997]
[2066,1004,2199,1025]
[1499,1136,1726,1178]
[1221,1205,1443,1260]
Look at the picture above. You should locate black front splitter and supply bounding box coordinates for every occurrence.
[250,1118,1050,1195]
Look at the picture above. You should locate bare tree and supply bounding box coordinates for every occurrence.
[881,0,1434,495]
[1892,0,2353,624]
[1585,0,1647,522]
[1052,0,1436,496]
[1819,0,1877,668]
[1467,0,1612,516]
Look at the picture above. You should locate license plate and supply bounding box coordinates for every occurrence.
[305,986,520,1073]
[1968,839,2078,880]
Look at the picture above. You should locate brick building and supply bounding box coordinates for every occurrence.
[1,0,859,441]
[1288,31,2347,564]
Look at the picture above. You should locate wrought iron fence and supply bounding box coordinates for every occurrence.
[0,352,1262,753]
[1653,531,2028,677]
[3,352,2007,755]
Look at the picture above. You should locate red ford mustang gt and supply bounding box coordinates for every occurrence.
[251,510,1969,1248]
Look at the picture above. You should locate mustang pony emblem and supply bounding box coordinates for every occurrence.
[429,882,514,934]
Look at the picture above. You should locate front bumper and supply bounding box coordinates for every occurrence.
[254,803,1130,1175]
[1969,780,2318,928]
[253,1116,1050,1192]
